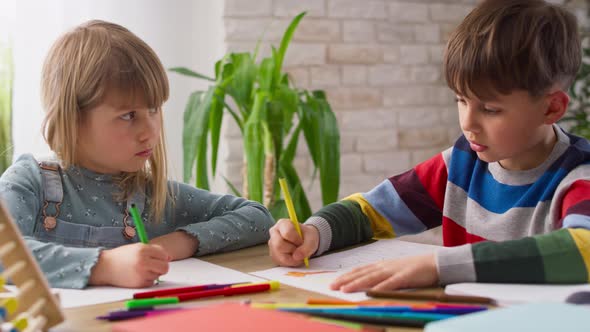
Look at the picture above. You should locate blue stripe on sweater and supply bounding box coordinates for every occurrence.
[448,142,570,213]
[568,130,590,151]
[363,180,427,235]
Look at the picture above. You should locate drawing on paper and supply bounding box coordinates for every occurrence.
[285,270,336,277]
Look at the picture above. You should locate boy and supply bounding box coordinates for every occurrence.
[268,0,590,292]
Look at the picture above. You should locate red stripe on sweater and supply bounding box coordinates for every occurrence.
[442,217,487,246]
[414,153,447,210]
[560,180,590,219]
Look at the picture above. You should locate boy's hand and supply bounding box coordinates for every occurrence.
[150,231,199,261]
[330,253,438,293]
[89,243,170,288]
[268,218,319,267]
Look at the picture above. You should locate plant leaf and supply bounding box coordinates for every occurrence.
[222,176,242,197]
[222,100,244,132]
[258,57,275,92]
[227,53,257,110]
[209,87,225,176]
[0,43,13,175]
[299,92,320,167]
[169,67,215,81]
[313,91,341,205]
[273,12,306,88]
[182,91,204,182]
[280,123,302,166]
[278,162,312,220]
[269,198,288,221]
[182,88,215,189]
[243,91,268,202]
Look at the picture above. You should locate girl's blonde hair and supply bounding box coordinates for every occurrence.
[41,20,170,222]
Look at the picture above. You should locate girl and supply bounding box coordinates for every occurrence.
[0,20,274,289]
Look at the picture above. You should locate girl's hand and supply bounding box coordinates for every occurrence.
[89,243,170,288]
[268,219,319,267]
[330,253,439,293]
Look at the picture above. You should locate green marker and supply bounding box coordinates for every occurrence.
[129,204,148,243]
[129,204,161,283]
[125,297,179,309]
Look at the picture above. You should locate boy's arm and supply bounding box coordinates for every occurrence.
[0,155,102,289]
[306,151,449,256]
[172,182,274,256]
[437,180,590,285]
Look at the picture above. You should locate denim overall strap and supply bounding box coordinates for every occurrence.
[38,161,63,231]
[122,191,146,239]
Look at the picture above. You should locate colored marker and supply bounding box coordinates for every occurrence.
[125,281,280,308]
[129,204,161,284]
[175,281,280,301]
[430,303,488,309]
[97,308,183,321]
[129,204,148,243]
[306,298,414,306]
[133,282,243,299]
[251,303,360,310]
[367,289,493,304]
[357,306,487,315]
[282,308,454,320]
[126,297,180,310]
[287,311,428,328]
[279,178,309,267]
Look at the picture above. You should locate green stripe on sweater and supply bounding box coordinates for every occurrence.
[315,200,374,252]
[472,237,545,283]
[535,229,588,283]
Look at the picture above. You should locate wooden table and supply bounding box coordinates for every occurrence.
[54,244,445,332]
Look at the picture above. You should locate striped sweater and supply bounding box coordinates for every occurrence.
[306,126,590,285]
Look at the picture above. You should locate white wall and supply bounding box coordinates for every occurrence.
[0,1,16,43]
[12,0,225,181]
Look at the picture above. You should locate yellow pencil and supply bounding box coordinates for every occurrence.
[278,178,309,267]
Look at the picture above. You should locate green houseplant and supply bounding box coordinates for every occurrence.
[170,12,340,220]
[0,43,13,176]
[561,36,590,138]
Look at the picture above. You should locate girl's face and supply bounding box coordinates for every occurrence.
[75,91,161,174]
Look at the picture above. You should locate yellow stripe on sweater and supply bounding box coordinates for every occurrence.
[344,193,396,239]
[568,228,590,282]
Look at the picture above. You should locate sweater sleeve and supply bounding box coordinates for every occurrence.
[0,154,102,289]
[171,182,274,256]
[306,152,448,256]
[437,180,590,285]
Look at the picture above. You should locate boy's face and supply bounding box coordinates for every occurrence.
[456,90,560,170]
[75,91,161,174]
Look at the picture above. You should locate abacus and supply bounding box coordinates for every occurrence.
[0,201,64,331]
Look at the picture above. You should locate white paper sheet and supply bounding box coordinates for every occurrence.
[6,258,265,308]
[445,282,590,307]
[251,239,441,302]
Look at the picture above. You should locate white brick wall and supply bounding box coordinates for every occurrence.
[224,0,272,17]
[219,0,587,211]
[328,0,388,19]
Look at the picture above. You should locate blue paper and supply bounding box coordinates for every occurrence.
[425,303,590,332]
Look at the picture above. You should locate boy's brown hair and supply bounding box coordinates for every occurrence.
[444,0,581,99]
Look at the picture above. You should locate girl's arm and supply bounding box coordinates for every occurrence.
[0,154,102,289]
[169,182,274,257]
